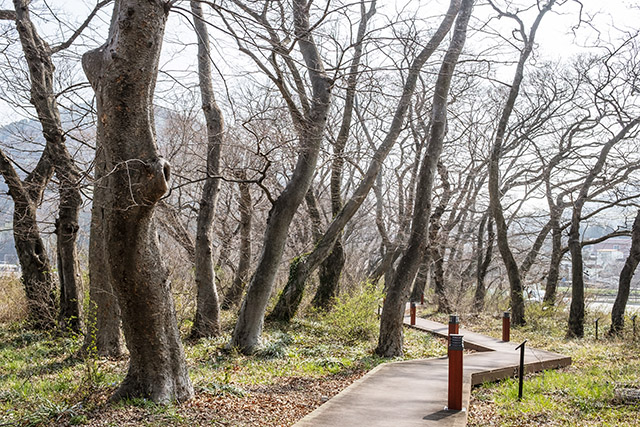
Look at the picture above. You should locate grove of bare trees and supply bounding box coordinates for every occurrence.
[0,0,639,404]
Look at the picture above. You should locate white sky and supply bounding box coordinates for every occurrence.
[0,0,638,126]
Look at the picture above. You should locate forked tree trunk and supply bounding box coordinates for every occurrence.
[189,0,225,340]
[231,0,332,353]
[0,148,56,329]
[222,174,252,310]
[376,0,473,357]
[268,0,461,322]
[610,210,640,335]
[487,0,557,327]
[83,0,193,403]
[12,0,84,333]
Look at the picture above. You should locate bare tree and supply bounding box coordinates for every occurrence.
[487,0,557,326]
[189,0,225,340]
[226,0,333,354]
[0,147,55,328]
[376,0,473,357]
[268,0,463,322]
[82,0,193,402]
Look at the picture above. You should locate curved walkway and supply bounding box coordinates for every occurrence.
[294,314,571,427]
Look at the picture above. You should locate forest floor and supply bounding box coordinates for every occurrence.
[1,276,639,426]
[0,282,446,426]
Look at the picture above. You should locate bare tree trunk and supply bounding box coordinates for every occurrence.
[543,212,562,305]
[83,0,193,403]
[474,214,494,312]
[12,0,85,333]
[0,148,56,329]
[231,0,333,353]
[519,219,553,281]
[83,147,123,357]
[189,0,225,340]
[222,174,252,310]
[431,163,452,313]
[610,210,640,335]
[376,0,473,357]
[267,0,461,322]
[487,0,557,327]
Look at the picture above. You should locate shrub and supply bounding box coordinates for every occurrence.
[321,283,383,344]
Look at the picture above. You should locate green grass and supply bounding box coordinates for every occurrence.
[0,284,447,426]
[463,303,640,426]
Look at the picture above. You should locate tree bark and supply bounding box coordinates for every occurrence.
[231,0,333,353]
[267,0,461,323]
[189,0,225,340]
[0,148,56,329]
[82,147,123,357]
[221,174,252,310]
[12,0,84,333]
[83,0,193,403]
[376,0,473,357]
[610,210,640,335]
[543,210,562,305]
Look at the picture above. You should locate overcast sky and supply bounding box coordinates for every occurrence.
[0,0,638,126]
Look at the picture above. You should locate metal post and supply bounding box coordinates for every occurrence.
[410,302,416,325]
[448,334,464,411]
[421,292,424,305]
[595,317,600,341]
[515,339,527,400]
[448,314,459,358]
[502,311,511,342]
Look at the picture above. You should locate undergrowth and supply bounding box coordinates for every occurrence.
[0,283,446,426]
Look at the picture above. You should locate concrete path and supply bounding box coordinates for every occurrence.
[294,314,571,427]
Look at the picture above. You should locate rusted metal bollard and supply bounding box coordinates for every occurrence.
[448,314,459,358]
[448,334,464,411]
[410,302,416,325]
[502,311,511,342]
[421,292,425,305]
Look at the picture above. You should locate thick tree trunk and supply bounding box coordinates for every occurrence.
[610,210,640,335]
[189,0,224,340]
[222,175,252,310]
[267,0,461,322]
[313,239,344,309]
[376,0,473,357]
[83,0,193,403]
[83,149,123,357]
[231,0,332,353]
[0,148,56,329]
[12,0,84,333]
